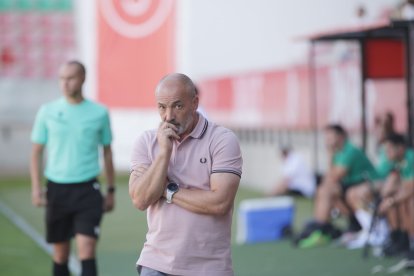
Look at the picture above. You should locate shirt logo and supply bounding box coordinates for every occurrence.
[93,182,100,190]
[94,226,100,236]
[200,157,207,164]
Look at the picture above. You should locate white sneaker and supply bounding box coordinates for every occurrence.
[338,232,359,247]
[367,218,389,246]
[346,231,369,249]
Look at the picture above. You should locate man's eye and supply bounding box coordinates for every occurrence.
[175,104,183,110]
[158,106,166,110]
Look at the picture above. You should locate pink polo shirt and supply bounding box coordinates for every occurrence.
[130,114,242,276]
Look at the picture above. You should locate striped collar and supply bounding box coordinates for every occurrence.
[189,113,208,139]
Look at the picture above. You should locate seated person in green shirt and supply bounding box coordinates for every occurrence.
[296,124,378,248]
[377,133,414,262]
[373,112,396,181]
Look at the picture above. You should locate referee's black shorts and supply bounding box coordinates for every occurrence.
[45,178,103,243]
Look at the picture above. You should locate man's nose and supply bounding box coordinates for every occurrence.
[165,107,175,122]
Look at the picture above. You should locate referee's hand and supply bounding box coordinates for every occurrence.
[103,193,115,212]
[31,190,46,207]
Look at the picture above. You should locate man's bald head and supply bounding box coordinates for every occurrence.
[62,60,86,78]
[156,73,196,98]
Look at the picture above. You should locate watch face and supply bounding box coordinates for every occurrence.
[167,182,179,192]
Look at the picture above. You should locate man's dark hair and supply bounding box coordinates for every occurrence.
[325,124,347,137]
[385,133,406,147]
[66,60,86,76]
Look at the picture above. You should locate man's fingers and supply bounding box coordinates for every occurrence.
[165,122,179,132]
[159,121,178,132]
[167,130,180,140]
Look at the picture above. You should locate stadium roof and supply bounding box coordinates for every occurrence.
[306,19,408,41]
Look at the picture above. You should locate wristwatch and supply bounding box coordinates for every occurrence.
[107,186,116,194]
[166,182,179,204]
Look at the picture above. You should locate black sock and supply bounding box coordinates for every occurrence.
[410,236,414,250]
[400,231,409,241]
[390,229,400,242]
[347,214,362,232]
[81,258,97,276]
[53,262,69,276]
[320,222,334,233]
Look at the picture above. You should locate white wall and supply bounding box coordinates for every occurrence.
[176,0,399,80]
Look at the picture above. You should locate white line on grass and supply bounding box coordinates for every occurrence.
[0,199,81,275]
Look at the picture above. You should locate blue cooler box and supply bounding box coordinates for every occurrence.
[237,196,295,244]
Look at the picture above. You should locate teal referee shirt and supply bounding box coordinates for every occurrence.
[31,98,112,183]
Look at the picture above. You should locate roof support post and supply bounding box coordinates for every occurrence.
[406,22,414,146]
[359,39,368,151]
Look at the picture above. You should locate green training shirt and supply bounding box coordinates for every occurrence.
[333,140,377,186]
[395,149,414,180]
[31,98,112,183]
[376,146,394,180]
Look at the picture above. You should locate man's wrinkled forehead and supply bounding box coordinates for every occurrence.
[156,82,194,102]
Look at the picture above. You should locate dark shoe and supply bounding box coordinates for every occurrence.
[386,251,414,273]
[406,250,414,270]
[383,230,410,257]
[322,223,342,240]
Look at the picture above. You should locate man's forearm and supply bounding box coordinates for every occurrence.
[169,173,240,216]
[129,151,171,210]
[171,188,234,216]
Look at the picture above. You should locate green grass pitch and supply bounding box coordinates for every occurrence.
[0,176,410,276]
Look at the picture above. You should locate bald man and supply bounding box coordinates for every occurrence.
[129,73,243,276]
[31,61,115,276]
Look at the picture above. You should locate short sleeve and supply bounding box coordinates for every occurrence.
[401,153,414,180]
[333,149,353,169]
[100,110,112,145]
[130,132,153,173]
[402,168,414,180]
[31,105,48,144]
[376,154,393,180]
[211,130,243,177]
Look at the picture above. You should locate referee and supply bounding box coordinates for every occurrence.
[30,60,115,276]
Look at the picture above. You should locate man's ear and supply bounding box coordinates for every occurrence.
[193,95,199,111]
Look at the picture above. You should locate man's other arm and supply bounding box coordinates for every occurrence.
[168,172,240,216]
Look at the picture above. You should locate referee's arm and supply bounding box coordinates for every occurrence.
[103,145,115,212]
[30,143,46,207]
